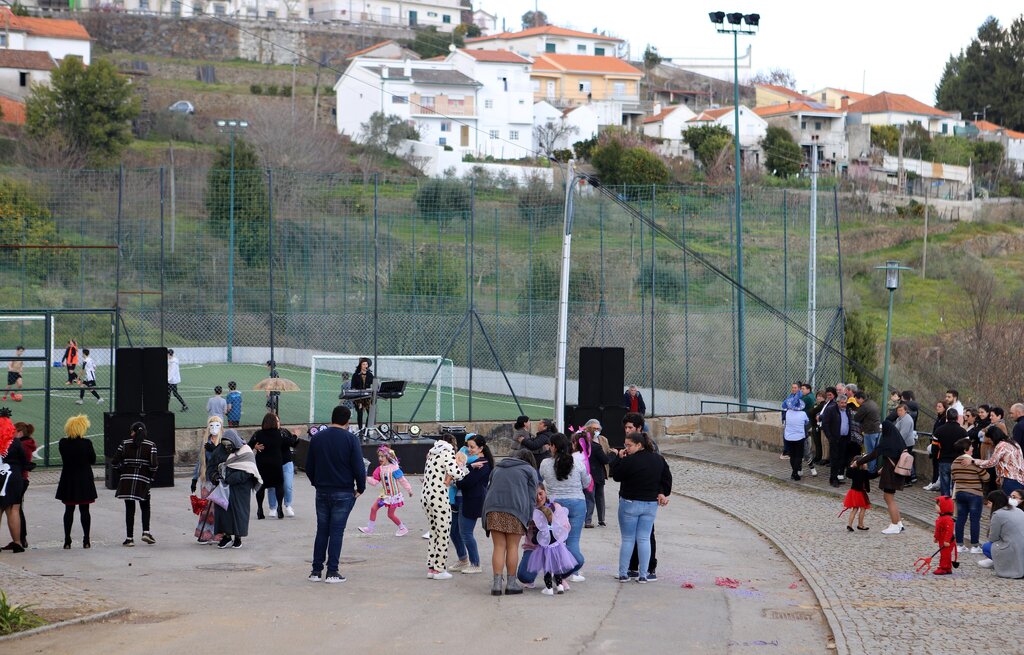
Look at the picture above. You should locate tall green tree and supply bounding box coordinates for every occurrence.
[762,126,803,177]
[25,58,139,164]
[844,310,877,393]
[205,139,268,268]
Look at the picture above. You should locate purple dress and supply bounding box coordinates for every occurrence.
[525,504,578,576]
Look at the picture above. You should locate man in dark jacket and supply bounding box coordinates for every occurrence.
[820,394,853,487]
[934,408,967,497]
[520,418,555,468]
[853,391,882,474]
[623,385,646,415]
[1010,404,1024,451]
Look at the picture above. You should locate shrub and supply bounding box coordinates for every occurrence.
[266,84,278,96]
[551,148,573,163]
[413,178,471,225]
[516,176,562,226]
[249,84,263,95]
[279,85,292,97]
[0,590,45,636]
[387,248,463,299]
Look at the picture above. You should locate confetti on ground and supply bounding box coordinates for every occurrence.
[715,577,741,589]
[681,582,695,589]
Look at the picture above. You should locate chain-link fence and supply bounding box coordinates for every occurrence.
[0,166,847,428]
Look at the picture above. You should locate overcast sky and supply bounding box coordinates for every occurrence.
[478,2,1022,108]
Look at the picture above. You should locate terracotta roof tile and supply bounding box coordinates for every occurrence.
[818,87,869,102]
[753,102,841,118]
[1007,129,1024,140]
[688,106,735,122]
[0,95,26,125]
[459,49,531,64]
[0,49,54,71]
[532,53,641,75]
[846,91,952,117]
[755,84,815,102]
[345,40,394,59]
[973,119,1002,132]
[0,8,90,41]
[644,105,683,124]
[468,25,623,43]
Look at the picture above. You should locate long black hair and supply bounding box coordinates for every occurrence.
[988,489,1009,513]
[550,433,573,481]
[130,421,147,443]
[467,434,495,470]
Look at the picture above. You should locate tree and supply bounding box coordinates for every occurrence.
[0,179,71,280]
[683,124,733,169]
[360,111,420,155]
[590,137,670,190]
[643,45,663,70]
[26,57,139,164]
[870,125,900,154]
[957,255,999,344]
[521,10,548,28]
[929,136,974,166]
[936,16,1024,131]
[387,248,463,300]
[533,121,579,157]
[843,310,877,392]
[414,178,471,225]
[406,26,465,59]
[749,68,797,89]
[762,126,803,177]
[246,104,350,172]
[205,139,269,268]
[517,175,562,226]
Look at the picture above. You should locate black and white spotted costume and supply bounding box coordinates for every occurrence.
[420,440,468,572]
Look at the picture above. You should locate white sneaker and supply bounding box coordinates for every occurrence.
[810,468,818,477]
[431,571,453,580]
[837,475,845,482]
[450,560,468,572]
[956,545,966,553]
[541,587,554,595]
[283,505,295,517]
[881,523,904,535]
[923,482,939,491]
[970,546,984,555]
[568,573,585,582]
[978,558,994,568]
[421,531,430,539]
[556,583,565,594]
[75,399,84,405]
[357,526,373,534]
[462,565,482,574]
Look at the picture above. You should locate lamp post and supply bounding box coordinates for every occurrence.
[710,10,758,406]
[216,119,249,363]
[876,260,912,414]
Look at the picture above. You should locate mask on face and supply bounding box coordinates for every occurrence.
[209,422,222,436]
[221,438,235,453]
[1010,498,1021,508]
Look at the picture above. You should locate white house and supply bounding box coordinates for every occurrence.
[466,24,625,59]
[472,9,497,35]
[686,105,768,168]
[753,101,847,168]
[344,40,422,61]
[643,103,697,158]
[846,91,964,136]
[974,119,1024,175]
[307,0,463,29]
[0,8,90,64]
[533,100,598,153]
[0,49,54,101]
[448,48,534,159]
[86,0,303,20]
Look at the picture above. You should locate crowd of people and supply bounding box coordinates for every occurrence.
[781,382,1024,578]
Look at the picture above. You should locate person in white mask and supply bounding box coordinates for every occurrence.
[191,417,224,544]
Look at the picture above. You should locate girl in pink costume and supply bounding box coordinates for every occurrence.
[358,446,414,536]
[526,484,577,595]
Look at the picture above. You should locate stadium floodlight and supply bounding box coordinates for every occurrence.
[708,11,725,24]
[215,118,249,363]
[744,13,760,26]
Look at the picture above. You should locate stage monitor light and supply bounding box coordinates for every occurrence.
[379,423,390,434]
[744,13,760,26]
[409,425,421,436]
[726,12,743,25]
[708,11,725,24]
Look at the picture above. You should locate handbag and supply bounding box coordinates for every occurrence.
[208,482,230,510]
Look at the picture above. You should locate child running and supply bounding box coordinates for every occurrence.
[358,446,414,536]
[3,346,24,401]
[525,483,577,595]
[841,455,875,532]
[76,349,103,405]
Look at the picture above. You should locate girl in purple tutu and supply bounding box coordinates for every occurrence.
[526,484,577,595]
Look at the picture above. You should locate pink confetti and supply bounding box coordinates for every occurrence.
[681,582,695,589]
[715,577,741,589]
[788,582,800,589]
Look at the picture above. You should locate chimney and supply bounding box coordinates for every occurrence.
[403,59,411,78]
[840,95,849,112]
[653,102,662,115]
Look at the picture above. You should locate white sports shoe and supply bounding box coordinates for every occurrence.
[283,506,295,517]
[970,546,984,555]
[431,571,453,580]
[810,467,818,477]
[541,587,554,596]
[923,482,939,491]
[977,558,994,568]
[956,545,966,553]
[568,573,585,582]
[881,523,904,535]
[422,531,430,539]
[837,475,845,482]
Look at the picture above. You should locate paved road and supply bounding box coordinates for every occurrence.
[2,473,829,654]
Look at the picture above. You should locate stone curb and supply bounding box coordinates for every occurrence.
[0,607,130,643]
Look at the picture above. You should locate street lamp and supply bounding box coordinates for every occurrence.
[216,118,249,363]
[876,260,912,414]
[710,10,759,406]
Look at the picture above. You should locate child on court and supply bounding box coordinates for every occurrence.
[225,381,242,427]
[932,496,957,575]
[76,349,103,405]
[3,346,24,401]
[525,483,577,595]
[841,455,875,532]
[358,446,414,536]
[60,339,79,385]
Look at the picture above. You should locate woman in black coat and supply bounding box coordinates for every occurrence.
[856,420,907,534]
[0,409,27,553]
[350,357,374,430]
[249,412,286,519]
[55,414,98,549]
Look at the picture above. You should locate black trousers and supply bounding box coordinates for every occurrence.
[629,524,657,574]
[124,497,151,537]
[811,425,823,463]
[828,437,849,482]
[256,484,284,515]
[787,439,804,476]
[168,384,186,408]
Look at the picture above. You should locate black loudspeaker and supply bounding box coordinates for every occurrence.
[142,347,169,412]
[600,347,625,407]
[103,411,176,490]
[573,406,602,432]
[601,405,627,449]
[115,348,144,413]
[578,347,603,407]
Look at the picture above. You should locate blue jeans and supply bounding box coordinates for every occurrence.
[863,433,880,473]
[618,498,658,578]
[556,497,586,574]
[450,498,466,561]
[1003,478,1024,496]
[983,541,992,559]
[268,461,295,509]
[458,512,479,566]
[312,489,356,575]
[938,462,952,497]
[954,492,983,545]
[517,548,537,584]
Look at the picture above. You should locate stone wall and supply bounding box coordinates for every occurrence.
[79,13,414,68]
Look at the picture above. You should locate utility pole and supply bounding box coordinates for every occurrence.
[312,61,322,131]
[922,180,929,279]
[806,135,818,386]
[897,125,906,196]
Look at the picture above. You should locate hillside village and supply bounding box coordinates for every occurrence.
[0,1,1020,198]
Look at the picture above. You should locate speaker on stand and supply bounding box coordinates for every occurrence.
[115,348,144,413]
[142,347,169,413]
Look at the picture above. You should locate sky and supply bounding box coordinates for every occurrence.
[477,1,1023,108]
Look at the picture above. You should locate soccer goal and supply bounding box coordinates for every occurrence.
[309,354,455,424]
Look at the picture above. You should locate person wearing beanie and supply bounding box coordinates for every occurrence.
[932,496,957,575]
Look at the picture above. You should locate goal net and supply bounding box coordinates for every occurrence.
[309,354,455,424]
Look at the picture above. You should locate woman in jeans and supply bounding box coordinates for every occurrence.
[609,431,672,583]
[539,433,591,582]
[455,435,493,575]
[951,437,989,553]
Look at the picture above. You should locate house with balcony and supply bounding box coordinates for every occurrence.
[529,53,643,127]
[448,48,535,158]
[754,83,815,108]
[846,91,964,136]
[809,86,869,110]
[686,105,768,168]
[108,0,302,20]
[307,0,462,28]
[466,25,625,58]
[0,7,90,64]
[753,101,847,170]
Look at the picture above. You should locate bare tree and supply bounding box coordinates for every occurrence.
[957,255,999,344]
[246,104,350,172]
[17,130,87,169]
[749,68,798,89]
[534,121,579,157]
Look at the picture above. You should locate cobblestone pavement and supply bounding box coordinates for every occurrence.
[0,560,124,626]
[662,447,1017,655]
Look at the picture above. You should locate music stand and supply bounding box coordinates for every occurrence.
[356,380,406,442]
[378,380,406,429]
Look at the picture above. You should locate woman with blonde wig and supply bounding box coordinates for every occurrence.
[55,414,97,549]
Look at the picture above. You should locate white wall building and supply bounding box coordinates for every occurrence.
[306,0,463,29]
[753,101,848,167]
[686,105,768,168]
[472,9,497,35]
[974,120,1024,175]
[643,103,697,140]
[0,49,54,101]
[533,100,598,153]
[0,8,91,64]
[466,24,625,58]
[846,91,964,136]
[82,0,302,20]
[448,48,534,159]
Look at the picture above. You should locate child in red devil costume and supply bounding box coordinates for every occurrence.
[932,496,957,575]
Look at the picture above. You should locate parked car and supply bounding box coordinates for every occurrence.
[168,100,195,115]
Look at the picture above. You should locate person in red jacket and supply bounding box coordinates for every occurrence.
[933,496,957,575]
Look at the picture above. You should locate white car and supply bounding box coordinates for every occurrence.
[167,100,195,115]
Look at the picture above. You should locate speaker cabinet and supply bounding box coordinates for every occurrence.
[142,347,169,413]
[577,347,626,408]
[578,347,603,407]
[601,405,627,449]
[115,348,144,413]
[104,411,176,490]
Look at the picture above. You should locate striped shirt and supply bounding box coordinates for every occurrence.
[951,454,990,497]
[976,441,1024,484]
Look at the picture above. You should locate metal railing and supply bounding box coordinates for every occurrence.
[700,400,782,415]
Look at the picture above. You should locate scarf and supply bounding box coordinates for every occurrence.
[221,429,262,486]
[577,434,595,493]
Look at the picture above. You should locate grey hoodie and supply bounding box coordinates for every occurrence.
[481,457,539,532]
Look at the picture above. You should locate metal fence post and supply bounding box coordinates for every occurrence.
[650,184,656,414]
[160,167,166,345]
[268,168,275,363]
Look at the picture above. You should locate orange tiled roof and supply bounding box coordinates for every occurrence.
[688,106,736,122]
[753,102,840,118]
[532,53,641,76]
[974,119,1002,132]
[0,95,26,125]
[345,40,394,59]
[468,25,623,43]
[1007,129,1024,140]
[756,84,815,102]
[846,91,952,117]
[460,49,531,64]
[644,105,685,124]
[819,87,869,102]
[0,8,90,41]
[0,49,55,71]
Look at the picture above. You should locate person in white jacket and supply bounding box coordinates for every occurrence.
[167,349,188,412]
